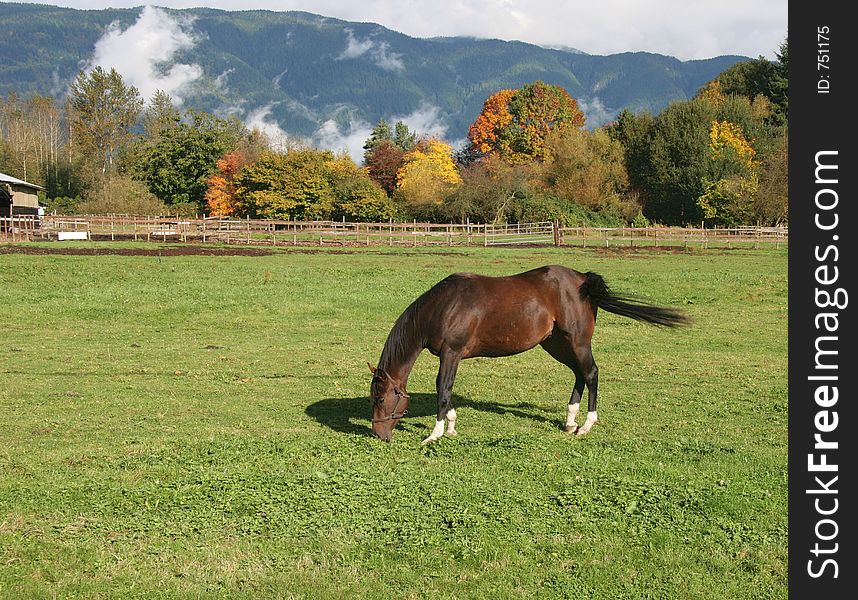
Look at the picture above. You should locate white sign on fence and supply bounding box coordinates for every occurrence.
[57,231,90,240]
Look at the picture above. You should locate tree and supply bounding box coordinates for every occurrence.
[138,110,246,210]
[443,154,533,224]
[362,119,417,184]
[606,109,655,206]
[467,82,585,162]
[1,93,52,183]
[540,127,635,217]
[753,131,788,225]
[395,138,461,216]
[328,155,395,221]
[769,38,788,123]
[696,37,788,125]
[204,150,246,216]
[68,67,142,180]
[362,118,392,161]
[236,148,337,220]
[640,98,716,224]
[364,139,405,196]
[142,90,180,140]
[467,89,515,156]
[392,121,417,152]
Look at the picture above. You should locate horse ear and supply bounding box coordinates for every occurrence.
[367,362,377,374]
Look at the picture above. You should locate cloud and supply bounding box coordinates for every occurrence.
[245,104,294,151]
[395,104,448,140]
[87,5,203,104]
[578,97,617,129]
[311,103,450,162]
[214,69,235,92]
[337,29,404,71]
[339,29,375,59]
[313,118,374,162]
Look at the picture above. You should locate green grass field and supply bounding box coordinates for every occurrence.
[0,243,787,599]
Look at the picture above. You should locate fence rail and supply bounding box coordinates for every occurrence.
[485,221,555,246]
[1,215,787,249]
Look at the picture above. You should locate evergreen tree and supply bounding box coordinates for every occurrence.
[393,121,417,152]
[362,118,393,161]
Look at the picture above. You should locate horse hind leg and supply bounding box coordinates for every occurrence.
[573,344,599,436]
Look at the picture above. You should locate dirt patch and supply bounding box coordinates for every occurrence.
[0,244,276,257]
[0,243,471,258]
[1,242,747,258]
[589,245,746,256]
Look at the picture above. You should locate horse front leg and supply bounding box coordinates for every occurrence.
[422,353,460,444]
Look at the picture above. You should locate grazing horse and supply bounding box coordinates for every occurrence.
[369,265,689,443]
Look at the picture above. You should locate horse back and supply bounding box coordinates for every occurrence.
[420,265,590,358]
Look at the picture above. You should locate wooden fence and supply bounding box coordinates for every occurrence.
[1,215,788,249]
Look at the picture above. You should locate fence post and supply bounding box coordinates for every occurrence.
[553,220,560,247]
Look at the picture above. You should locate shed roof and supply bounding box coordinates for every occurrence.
[0,171,44,190]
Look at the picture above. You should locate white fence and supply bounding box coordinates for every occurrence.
[1,215,787,249]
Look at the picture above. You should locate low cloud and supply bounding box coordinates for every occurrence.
[312,103,450,163]
[87,6,203,105]
[313,118,374,162]
[214,69,235,93]
[337,29,404,72]
[395,104,448,140]
[245,104,294,151]
[339,29,375,59]
[578,97,617,129]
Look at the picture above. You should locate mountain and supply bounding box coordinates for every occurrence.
[0,3,750,147]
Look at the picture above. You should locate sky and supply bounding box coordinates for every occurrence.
[19,0,787,61]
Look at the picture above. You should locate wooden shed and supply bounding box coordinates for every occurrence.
[1,171,44,217]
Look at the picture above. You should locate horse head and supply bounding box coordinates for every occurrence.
[368,363,409,442]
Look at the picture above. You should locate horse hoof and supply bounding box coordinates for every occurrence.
[564,425,579,434]
[446,429,458,437]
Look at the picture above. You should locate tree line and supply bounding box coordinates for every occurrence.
[0,40,787,226]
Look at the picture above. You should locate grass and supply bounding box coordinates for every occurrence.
[0,243,787,598]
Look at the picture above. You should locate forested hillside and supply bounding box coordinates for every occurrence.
[0,3,747,138]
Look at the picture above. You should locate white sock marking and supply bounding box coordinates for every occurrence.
[566,402,580,429]
[422,419,445,445]
[446,408,458,436]
[577,411,598,435]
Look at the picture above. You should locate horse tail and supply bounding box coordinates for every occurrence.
[579,271,690,328]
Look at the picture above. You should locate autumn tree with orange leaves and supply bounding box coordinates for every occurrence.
[467,89,515,156]
[205,150,246,216]
[467,81,585,163]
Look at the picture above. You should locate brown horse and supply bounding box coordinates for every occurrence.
[369,265,689,443]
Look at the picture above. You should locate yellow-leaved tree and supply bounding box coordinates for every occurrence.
[395,138,462,217]
[697,120,759,225]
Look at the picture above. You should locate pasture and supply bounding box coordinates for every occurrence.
[0,243,787,598]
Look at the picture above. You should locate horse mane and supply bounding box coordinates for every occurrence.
[378,284,437,372]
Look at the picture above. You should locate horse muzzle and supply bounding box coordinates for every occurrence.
[372,428,393,442]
